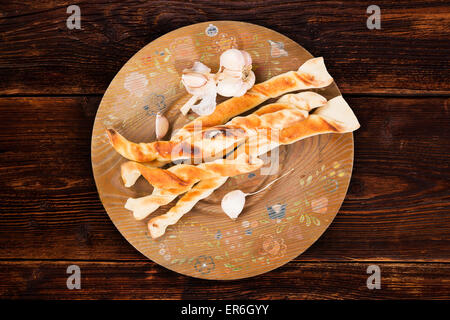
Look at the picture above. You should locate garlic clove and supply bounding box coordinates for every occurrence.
[219,68,243,79]
[221,190,246,220]
[181,73,217,116]
[183,61,211,75]
[219,48,247,72]
[240,50,252,66]
[182,61,213,97]
[189,61,211,74]
[182,73,208,89]
[155,113,169,140]
[221,169,294,220]
[217,76,244,97]
[191,89,217,116]
[243,70,255,90]
[233,84,248,97]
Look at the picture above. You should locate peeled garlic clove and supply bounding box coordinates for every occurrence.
[221,190,246,220]
[220,48,247,71]
[155,113,169,139]
[217,76,244,97]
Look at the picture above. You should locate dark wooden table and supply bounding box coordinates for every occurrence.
[0,1,449,299]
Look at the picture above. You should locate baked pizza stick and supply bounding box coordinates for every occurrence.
[135,95,360,238]
[148,96,360,238]
[124,152,263,220]
[146,95,359,239]
[120,91,327,188]
[122,91,329,220]
[106,57,333,163]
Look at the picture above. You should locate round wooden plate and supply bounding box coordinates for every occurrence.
[91,21,354,280]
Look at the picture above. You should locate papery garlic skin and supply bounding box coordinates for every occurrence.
[182,61,212,96]
[182,73,208,90]
[180,50,255,115]
[243,70,255,90]
[190,80,217,116]
[190,61,211,74]
[181,61,217,116]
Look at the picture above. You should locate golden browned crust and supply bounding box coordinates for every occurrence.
[279,115,336,144]
[147,176,228,238]
[182,91,264,133]
[108,96,321,164]
[253,103,293,116]
[251,72,298,97]
[107,58,333,163]
[127,154,263,195]
[173,57,333,140]
[132,95,360,238]
[107,128,201,162]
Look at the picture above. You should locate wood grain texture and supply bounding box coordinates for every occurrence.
[0,1,449,95]
[0,260,448,299]
[0,96,448,262]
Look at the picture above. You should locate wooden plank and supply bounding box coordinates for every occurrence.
[0,1,449,95]
[0,96,448,262]
[0,260,449,299]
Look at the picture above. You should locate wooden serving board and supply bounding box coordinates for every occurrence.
[91,21,354,279]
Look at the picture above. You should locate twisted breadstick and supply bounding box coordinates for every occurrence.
[124,152,263,220]
[106,57,333,163]
[119,91,327,189]
[144,141,255,237]
[244,96,360,156]
[146,95,360,238]
[119,91,327,192]
[146,142,253,237]
[148,177,228,238]
[121,92,329,221]
[122,94,357,221]
[119,91,328,190]
[125,188,179,220]
[173,57,333,140]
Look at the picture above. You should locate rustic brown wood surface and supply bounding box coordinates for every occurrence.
[0,0,449,95]
[1,261,449,299]
[0,0,449,299]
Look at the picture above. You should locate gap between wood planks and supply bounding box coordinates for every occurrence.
[0,92,449,98]
[0,258,449,264]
